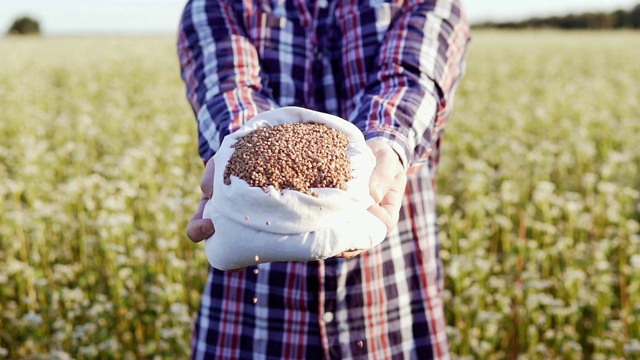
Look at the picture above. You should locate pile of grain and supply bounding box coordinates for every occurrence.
[223,123,352,197]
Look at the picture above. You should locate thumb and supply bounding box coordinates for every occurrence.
[370,167,393,203]
[367,140,402,203]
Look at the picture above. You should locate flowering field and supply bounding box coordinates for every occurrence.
[438,31,640,359]
[0,31,639,359]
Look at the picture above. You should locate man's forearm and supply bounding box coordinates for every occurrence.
[177,0,277,162]
[349,0,471,169]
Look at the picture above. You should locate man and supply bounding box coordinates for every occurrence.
[178,0,470,358]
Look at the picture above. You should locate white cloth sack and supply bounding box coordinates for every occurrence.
[203,107,387,270]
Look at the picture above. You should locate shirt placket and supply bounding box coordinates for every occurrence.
[313,0,338,114]
[299,0,331,111]
[318,259,341,359]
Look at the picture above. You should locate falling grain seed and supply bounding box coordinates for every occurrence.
[253,268,259,275]
[266,220,271,225]
[357,340,364,348]
[255,255,260,262]
[253,297,258,304]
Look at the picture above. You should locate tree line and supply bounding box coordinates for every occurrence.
[475,4,640,30]
[7,16,41,35]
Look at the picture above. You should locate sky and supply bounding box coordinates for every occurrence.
[1,0,638,35]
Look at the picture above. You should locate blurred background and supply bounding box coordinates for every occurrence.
[1,1,639,359]
[1,0,640,34]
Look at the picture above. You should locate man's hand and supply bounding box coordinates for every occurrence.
[366,139,407,236]
[335,140,407,259]
[188,159,246,272]
[192,141,407,259]
[186,159,216,242]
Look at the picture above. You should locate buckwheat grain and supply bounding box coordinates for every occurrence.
[224,123,352,197]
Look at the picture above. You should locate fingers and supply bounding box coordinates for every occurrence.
[186,194,215,242]
[368,203,393,235]
[228,267,247,272]
[336,249,365,259]
[200,158,216,199]
[368,175,405,235]
[366,140,407,235]
[367,140,404,203]
[188,158,217,242]
[378,170,407,234]
[186,218,214,243]
[188,156,217,242]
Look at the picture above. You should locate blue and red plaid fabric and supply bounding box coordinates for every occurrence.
[178,0,470,358]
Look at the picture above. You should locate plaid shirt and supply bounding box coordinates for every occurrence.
[178,0,469,358]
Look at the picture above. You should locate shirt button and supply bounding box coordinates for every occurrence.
[322,311,334,323]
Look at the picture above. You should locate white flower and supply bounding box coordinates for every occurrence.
[500,180,521,204]
[23,311,43,326]
[624,339,640,355]
[533,181,556,204]
[438,195,455,209]
[596,181,617,195]
[49,350,74,360]
[582,173,598,188]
